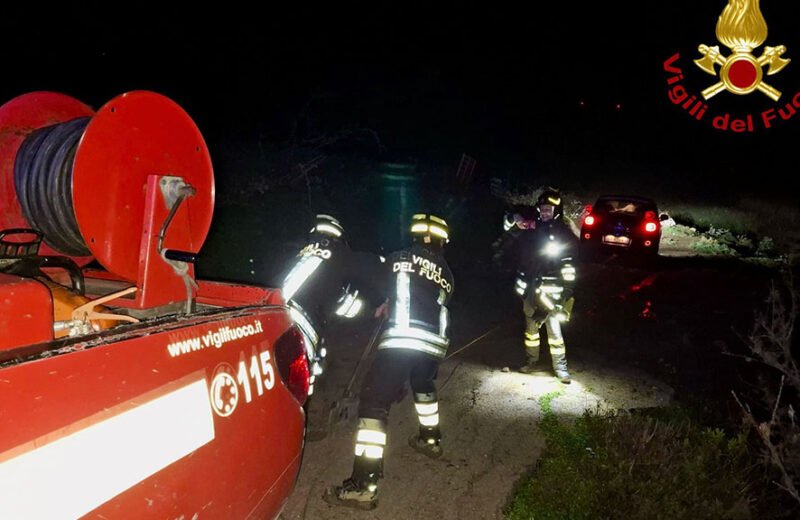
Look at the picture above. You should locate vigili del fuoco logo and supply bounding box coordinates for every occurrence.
[664,0,797,132]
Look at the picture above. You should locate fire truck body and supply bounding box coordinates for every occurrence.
[0,91,308,519]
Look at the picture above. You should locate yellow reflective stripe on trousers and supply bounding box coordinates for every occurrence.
[415,402,440,426]
[355,445,385,458]
[415,402,439,415]
[419,414,440,426]
[354,422,387,459]
[357,429,387,445]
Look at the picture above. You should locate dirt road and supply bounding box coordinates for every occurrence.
[278,262,684,519]
[278,336,672,519]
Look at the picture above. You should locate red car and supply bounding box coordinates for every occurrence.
[0,91,308,519]
[579,195,662,261]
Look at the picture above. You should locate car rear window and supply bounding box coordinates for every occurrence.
[596,199,653,215]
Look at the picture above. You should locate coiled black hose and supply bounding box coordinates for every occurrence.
[14,117,91,256]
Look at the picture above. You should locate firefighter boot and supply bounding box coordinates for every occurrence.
[323,478,378,510]
[551,349,571,384]
[323,457,381,510]
[409,426,443,459]
[519,333,541,374]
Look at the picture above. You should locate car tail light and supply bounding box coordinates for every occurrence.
[583,215,596,226]
[643,211,659,233]
[274,326,310,405]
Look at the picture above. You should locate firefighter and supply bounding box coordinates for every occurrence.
[324,213,454,510]
[280,214,382,396]
[513,188,577,383]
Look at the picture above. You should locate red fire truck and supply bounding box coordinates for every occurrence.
[0,91,309,519]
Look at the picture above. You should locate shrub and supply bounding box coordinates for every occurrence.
[691,236,738,257]
[668,207,755,237]
[756,237,779,258]
[732,272,800,512]
[666,200,799,258]
[505,401,758,520]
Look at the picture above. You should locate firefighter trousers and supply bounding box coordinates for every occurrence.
[522,298,568,374]
[350,348,441,486]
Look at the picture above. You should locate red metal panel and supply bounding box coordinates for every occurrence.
[0,92,94,264]
[0,306,304,519]
[133,174,198,308]
[72,91,214,283]
[0,274,53,350]
[197,279,285,307]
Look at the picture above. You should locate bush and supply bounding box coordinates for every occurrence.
[666,201,799,259]
[756,237,779,258]
[505,401,758,520]
[690,236,739,257]
[668,207,755,237]
[733,272,800,513]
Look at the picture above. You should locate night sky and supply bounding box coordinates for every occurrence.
[5,2,800,199]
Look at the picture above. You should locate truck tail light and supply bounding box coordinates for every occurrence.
[274,327,310,405]
[583,215,596,227]
[644,221,658,233]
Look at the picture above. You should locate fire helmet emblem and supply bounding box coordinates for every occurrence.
[694,0,790,101]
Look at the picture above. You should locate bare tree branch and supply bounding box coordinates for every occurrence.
[734,270,800,506]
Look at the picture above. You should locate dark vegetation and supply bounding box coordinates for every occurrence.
[505,398,758,520]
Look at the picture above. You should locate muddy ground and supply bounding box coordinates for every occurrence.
[277,231,779,519]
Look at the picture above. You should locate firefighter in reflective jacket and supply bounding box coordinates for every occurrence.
[280,214,383,395]
[513,189,577,383]
[324,213,454,510]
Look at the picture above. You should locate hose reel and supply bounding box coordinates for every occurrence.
[0,91,216,309]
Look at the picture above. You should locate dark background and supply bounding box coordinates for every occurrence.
[5,2,800,200]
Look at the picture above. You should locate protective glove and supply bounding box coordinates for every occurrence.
[554,297,575,323]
